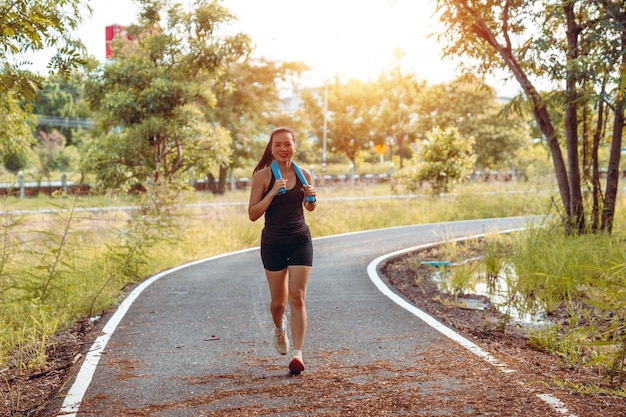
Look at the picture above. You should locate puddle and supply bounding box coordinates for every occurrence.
[427,261,549,327]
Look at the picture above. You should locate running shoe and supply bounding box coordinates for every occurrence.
[289,350,305,375]
[274,317,290,355]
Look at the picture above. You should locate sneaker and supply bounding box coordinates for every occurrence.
[289,350,305,375]
[274,321,290,355]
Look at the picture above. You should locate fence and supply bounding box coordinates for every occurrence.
[4,169,623,198]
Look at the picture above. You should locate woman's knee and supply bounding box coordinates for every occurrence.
[288,292,306,309]
[270,298,287,310]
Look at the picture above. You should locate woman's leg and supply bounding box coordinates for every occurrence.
[265,268,289,328]
[287,265,311,351]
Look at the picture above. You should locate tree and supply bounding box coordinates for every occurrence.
[373,50,425,169]
[85,0,251,192]
[468,105,528,172]
[301,77,379,169]
[35,129,78,180]
[400,126,476,195]
[0,0,89,157]
[208,57,308,191]
[34,72,93,146]
[434,0,624,232]
[416,75,526,171]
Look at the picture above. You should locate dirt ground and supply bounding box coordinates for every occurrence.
[2,244,625,416]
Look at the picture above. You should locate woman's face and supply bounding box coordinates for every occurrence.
[271,131,296,162]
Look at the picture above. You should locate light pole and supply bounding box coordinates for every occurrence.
[322,81,328,171]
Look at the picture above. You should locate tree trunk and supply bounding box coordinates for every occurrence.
[601,80,624,232]
[600,7,626,233]
[591,97,605,232]
[564,3,585,232]
[396,134,403,169]
[217,165,226,195]
[207,168,226,195]
[469,19,571,216]
[507,71,571,224]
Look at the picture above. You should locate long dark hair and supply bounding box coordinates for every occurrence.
[252,127,296,175]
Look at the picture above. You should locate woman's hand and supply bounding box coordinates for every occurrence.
[271,178,288,196]
[303,185,317,210]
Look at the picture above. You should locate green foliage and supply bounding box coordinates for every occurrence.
[211,58,309,170]
[34,130,78,178]
[483,233,510,279]
[322,78,381,168]
[4,149,31,173]
[433,0,624,232]
[34,73,93,147]
[508,225,626,381]
[373,62,425,169]
[0,188,187,370]
[432,217,626,383]
[85,0,251,191]
[512,139,554,180]
[0,0,89,155]
[396,126,476,195]
[416,76,528,171]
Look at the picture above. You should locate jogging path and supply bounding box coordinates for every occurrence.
[55,217,576,417]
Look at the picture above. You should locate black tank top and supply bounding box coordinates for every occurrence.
[261,175,311,245]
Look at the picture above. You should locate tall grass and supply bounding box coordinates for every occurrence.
[509,225,626,384]
[0,179,622,385]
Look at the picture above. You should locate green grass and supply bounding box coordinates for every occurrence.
[0,178,624,387]
[510,225,626,382]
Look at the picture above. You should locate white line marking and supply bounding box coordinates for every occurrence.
[58,247,257,416]
[366,231,578,417]
[59,219,557,416]
[366,234,517,374]
[536,394,577,416]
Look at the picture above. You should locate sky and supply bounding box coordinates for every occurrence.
[63,0,517,95]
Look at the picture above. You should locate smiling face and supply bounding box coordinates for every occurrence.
[271,130,296,163]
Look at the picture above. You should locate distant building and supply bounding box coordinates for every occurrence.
[105,24,131,59]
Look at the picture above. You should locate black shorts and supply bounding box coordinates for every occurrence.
[260,237,313,271]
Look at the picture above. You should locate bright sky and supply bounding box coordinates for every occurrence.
[73,1,451,80]
[67,0,516,95]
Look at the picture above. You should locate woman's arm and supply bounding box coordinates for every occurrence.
[248,168,285,221]
[302,168,317,212]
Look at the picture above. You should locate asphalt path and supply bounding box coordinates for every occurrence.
[53,217,574,417]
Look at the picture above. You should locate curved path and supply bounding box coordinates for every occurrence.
[55,217,575,417]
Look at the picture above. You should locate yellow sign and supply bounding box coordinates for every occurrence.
[374,144,388,156]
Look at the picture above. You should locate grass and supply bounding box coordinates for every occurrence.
[512,226,626,383]
[424,196,626,385]
[0,177,624,387]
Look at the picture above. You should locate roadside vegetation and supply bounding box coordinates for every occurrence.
[2,177,625,389]
[1,0,624,408]
[0,179,545,370]
[415,198,626,389]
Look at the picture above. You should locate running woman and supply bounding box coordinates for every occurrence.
[248,127,317,375]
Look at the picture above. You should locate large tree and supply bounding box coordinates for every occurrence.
[0,0,88,157]
[416,75,527,171]
[300,77,380,169]
[372,50,425,169]
[325,77,380,169]
[435,0,624,232]
[85,0,251,191]
[208,56,308,192]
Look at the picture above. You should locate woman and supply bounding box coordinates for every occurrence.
[248,127,317,375]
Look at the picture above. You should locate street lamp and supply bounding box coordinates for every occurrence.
[322,81,328,171]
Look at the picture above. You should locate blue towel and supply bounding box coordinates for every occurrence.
[270,160,315,203]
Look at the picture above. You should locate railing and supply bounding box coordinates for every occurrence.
[4,169,624,198]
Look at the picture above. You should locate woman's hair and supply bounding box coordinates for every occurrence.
[252,127,296,175]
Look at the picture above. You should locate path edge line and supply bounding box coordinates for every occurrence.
[366,229,578,417]
[57,247,258,416]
